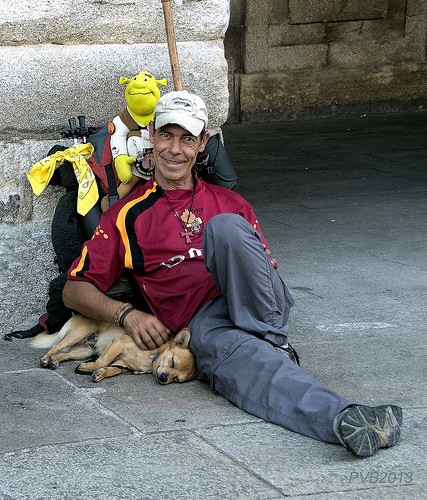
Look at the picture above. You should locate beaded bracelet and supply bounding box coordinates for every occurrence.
[114,302,133,326]
[118,305,134,327]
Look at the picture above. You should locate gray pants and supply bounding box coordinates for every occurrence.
[189,214,355,443]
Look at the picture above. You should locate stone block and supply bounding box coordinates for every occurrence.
[244,29,327,73]
[0,0,229,45]
[269,23,326,46]
[0,138,68,223]
[329,31,427,69]
[245,0,270,24]
[405,14,427,48]
[269,45,327,71]
[0,218,58,333]
[243,28,270,73]
[288,0,388,24]
[326,18,404,43]
[407,0,427,16]
[239,64,427,121]
[0,41,229,139]
[229,0,245,25]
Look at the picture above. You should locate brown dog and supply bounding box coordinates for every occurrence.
[31,315,197,384]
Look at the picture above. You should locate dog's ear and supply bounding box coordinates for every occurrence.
[173,327,191,348]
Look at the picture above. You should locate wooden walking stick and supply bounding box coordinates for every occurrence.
[161,0,184,91]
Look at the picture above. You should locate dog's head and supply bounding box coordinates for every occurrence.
[152,327,197,384]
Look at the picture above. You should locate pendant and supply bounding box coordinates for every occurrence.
[180,228,194,244]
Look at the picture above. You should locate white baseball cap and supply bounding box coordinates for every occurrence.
[154,91,208,136]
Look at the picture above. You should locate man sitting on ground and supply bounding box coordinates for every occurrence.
[63,90,402,458]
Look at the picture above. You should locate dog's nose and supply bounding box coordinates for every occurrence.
[158,372,168,383]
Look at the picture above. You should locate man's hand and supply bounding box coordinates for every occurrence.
[63,281,169,350]
[123,309,170,350]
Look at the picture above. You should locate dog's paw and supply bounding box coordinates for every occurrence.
[40,356,58,369]
[40,357,50,369]
[47,357,59,370]
[92,368,107,383]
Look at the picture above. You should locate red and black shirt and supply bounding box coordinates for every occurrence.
[68,176,267,333]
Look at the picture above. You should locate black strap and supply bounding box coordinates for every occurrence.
[3,323,44,341]
[105,162,119,206]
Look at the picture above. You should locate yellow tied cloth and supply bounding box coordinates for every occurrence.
[27,143,99,216]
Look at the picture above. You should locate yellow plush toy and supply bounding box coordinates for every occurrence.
[110,71,167,184]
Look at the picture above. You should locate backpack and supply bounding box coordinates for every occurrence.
[86,124,120,205]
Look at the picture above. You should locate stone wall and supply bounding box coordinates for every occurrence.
[0,0,230,333]
[226,0,427,121]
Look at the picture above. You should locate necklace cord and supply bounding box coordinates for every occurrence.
[162,188,195,232]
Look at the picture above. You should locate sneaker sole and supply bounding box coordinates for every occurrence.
[335,404,403,457]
